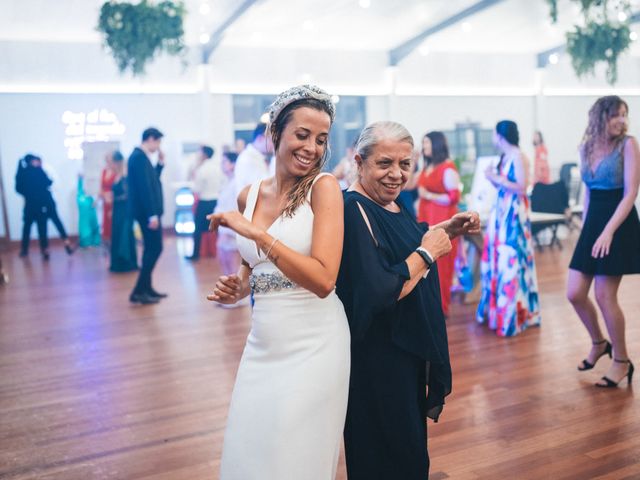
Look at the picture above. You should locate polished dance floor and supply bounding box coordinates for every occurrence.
[1,232,639,479]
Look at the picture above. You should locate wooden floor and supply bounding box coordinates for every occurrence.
[1,232,639,480]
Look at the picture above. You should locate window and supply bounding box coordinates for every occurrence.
[231,94,366,171]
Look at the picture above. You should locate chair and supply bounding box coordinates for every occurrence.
[530,181,569,250]
[559,162,582,206]
[559,162,584,230]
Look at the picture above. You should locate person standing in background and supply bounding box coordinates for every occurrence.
[100,152,118,243]
[234,122,273,192]
[186,145,223,261]
[477,120,541,337]
[533,130,551,184]
[77,174,101,247]
[109,151,138,272]
[567,95,639,388]
[127,127,166,305]
[417,132,461,317]
[395,149,421,219]
[16,154,74,259]
[332,144,358,190]
[234,138,246,154]
[16,154,52,260]
[208,151,247,307]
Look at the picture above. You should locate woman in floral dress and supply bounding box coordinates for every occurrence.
[477,120,541,337]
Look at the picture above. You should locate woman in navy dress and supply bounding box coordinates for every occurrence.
[567,95,640,387]
[336,121,480,479]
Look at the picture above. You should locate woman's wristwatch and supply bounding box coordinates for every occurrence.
[415,246,435,269]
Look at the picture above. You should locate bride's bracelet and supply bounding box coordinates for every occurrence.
[264,237,279,258]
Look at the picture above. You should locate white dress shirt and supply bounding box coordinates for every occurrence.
[234,143,269,192]
[192,159,223,201]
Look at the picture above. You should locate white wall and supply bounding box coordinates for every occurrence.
[539,96,640,166]
[2,37,640,240]
[0,92,234,240]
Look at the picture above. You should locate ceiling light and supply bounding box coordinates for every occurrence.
[199,3,210,15]
[199,33,210,44]
[359,0,371,9]
[303,20,314,31]
[631,31,638,41]
[462,22,472,33]
[419,45,430,56]
[618,11,628,22]
[548,53,559,65]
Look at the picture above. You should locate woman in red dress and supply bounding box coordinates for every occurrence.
[100,152,118,242]
[417,131,461,316]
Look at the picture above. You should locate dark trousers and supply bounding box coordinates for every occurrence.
[46,204,68,239]
[191,199,217,258]
[21,207,48,253]
[132,217,163,295]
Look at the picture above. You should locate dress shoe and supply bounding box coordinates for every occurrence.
[148,289,168,299]
[596,359,635,388]
[129,292,160,304]
[42,251,50,261]
[19,250,28,258]
[64,243,76,255]
[577,339,612,371]
[185,255,199,261]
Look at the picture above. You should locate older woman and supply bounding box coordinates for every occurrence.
[207,85,349,479]
[336,121,480,479]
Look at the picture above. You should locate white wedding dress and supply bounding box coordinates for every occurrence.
[219,174,350,480]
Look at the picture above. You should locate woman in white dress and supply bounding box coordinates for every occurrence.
[207,85,350,480]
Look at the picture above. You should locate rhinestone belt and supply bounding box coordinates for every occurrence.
[249,272,298,294]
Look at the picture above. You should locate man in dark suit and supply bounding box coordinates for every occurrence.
[128,127,167,304]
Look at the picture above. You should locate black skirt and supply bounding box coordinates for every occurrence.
[569,188,640,276]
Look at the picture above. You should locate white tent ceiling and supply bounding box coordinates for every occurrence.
[2,0,638,56]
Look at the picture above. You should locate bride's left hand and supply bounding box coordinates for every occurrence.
[207,211,262,240]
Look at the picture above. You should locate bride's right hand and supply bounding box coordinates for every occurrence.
[207,274,244,304]
[207,211,262,240]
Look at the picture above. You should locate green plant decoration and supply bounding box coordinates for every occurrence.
[97,0,187,76]
[567,20,631,84]
[544,0,632,85]
[546,0,558,23]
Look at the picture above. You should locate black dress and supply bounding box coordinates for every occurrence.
[336,191,452,480]
[110,177,138,272]
[569,137,640,276]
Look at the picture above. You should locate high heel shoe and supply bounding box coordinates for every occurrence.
[596,359,635,388]
[577,339,612,371]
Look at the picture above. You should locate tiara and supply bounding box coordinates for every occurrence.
[267,84,336,125]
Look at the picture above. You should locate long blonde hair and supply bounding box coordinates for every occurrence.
[582,95,628,166]
[270,98,333,217]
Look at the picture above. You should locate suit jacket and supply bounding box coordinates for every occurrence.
[16,164,55,212]
[127,147,164,220]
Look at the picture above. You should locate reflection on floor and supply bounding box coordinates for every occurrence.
[0,232,638,479]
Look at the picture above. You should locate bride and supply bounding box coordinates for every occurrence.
[207,85,350,480]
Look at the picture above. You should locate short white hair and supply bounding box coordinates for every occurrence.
[355,121,414,161]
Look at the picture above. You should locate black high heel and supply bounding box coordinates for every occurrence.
[596,359,635,388]
[577,339,612,371]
